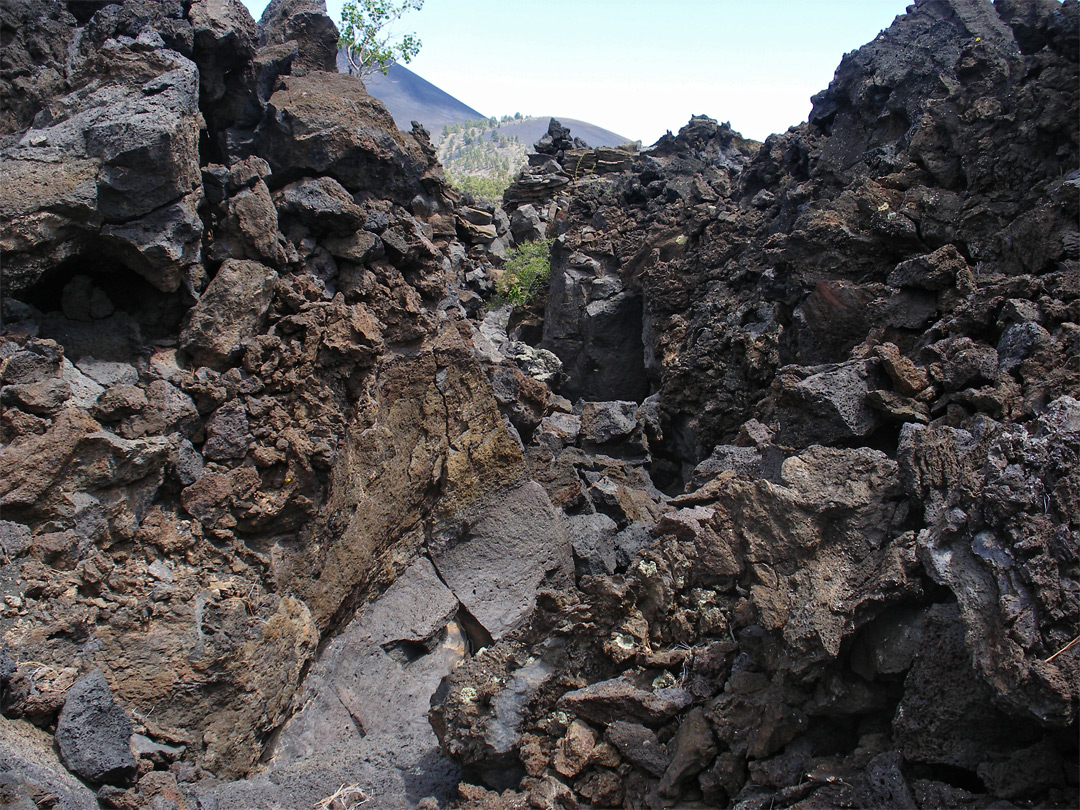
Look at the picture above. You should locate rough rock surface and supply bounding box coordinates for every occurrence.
[0,11,204,294]
[194,556,465,809]
[0,0,1077,809]
[0,714,99,810]
[434,0,1079,808]
[54,670,136,786]
[0,1,539,805]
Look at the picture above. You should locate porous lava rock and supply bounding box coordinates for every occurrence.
[434,0,1079,807]
[54,670,136,786]
[1,0,1077,808]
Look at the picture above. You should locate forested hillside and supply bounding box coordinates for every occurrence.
[438,115,529,199]
[438,114,632,200]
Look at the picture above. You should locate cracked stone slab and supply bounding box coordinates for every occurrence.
[431,481,573,641]
[196,555,465,809]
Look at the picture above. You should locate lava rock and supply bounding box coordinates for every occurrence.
[202,399,251,460]
[179,259,278,370]
[274,176,365,233]
[76,359,139,388]
[0,522,32,562]
[510,204,546,243]
[61,360,106,409]
[659,707,718,796]
[0,34,203,294]
[774,359,883,447]
[541,256,649,402]
[997,320,1051,370]
[535,412,582,451]
[580,401,638,445]
[92,385,148,422]
[888,245,972,291]
[613,521,654,571]
[851,751,917,809]
[866,389,930,423]
[258,0,339,74]
[256,72,434,203]
[506,341,563,384]
[605,721,668,778]
[553,720,598,778]
[55,671,136,786]
[874,342,930,397]
[559,676,691,727]
[567,512,619,577]
[431,482,572,640]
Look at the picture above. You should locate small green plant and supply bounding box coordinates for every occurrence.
[339,0,423,77]
[497,238,554,308]
[446,171,512,202]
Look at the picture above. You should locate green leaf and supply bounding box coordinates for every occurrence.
[339,0,424,77]
[495,238,554,309]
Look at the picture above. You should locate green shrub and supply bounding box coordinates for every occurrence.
[497,238,554,308]
[446,171,513,203]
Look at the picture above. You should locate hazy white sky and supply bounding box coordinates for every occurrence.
[239,0,913,144]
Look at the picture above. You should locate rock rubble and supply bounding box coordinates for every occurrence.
[0,0,1076,809]
[434,1,1079,807]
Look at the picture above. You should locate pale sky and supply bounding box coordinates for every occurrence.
[240,0,913,144]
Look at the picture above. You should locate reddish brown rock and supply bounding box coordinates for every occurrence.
[874,342,931,397]
[552,720,598,778]
[559,676,691,728]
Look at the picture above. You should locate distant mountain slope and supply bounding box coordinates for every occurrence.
[341,58,632,199]
[337,56,486,134]
[341,58,631,149]
[480,116,631,150]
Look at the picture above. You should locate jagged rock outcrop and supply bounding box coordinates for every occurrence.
[257,0,340,76]
[1,0,1076,808]
[503,118,638,208]
[0,5,204,294]
[0,2,568,807]
[434,0,1080,807]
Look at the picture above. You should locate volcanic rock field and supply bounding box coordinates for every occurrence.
[0,0,1077,808]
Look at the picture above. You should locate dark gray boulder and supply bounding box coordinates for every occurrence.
[55,670,136,786]
[274,176,366,233]
[188,0,264,162]
[258,0,339,75]
[199,556,464,809]
[567,512,619,577]
[659,707,718,796]
[509,204,546,243]
[604,721,669,777]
